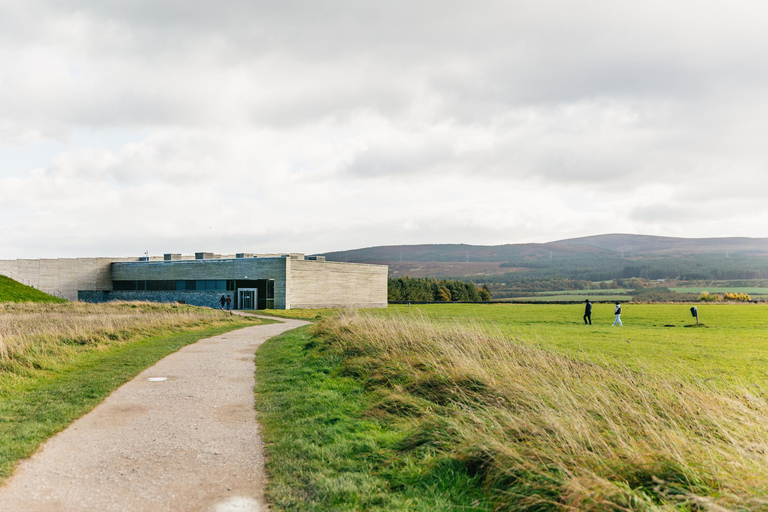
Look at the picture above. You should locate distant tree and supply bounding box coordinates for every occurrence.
[436,286,452,302]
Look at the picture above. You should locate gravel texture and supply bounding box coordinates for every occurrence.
[0,315,309,512]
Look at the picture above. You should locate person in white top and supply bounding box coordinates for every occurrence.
[612,302,623,326]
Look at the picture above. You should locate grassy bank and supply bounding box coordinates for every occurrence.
[257,308,768,510]
[0,302,268,481]
[0,275,67,303]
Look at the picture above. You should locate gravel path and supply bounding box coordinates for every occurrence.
[0,315,309,512]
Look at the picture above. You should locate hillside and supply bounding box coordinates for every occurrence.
[319,234,768,281]
[0,275,68,303]
[557,233,768,255]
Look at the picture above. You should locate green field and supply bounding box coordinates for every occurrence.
[256,303,768,511]
[377,303,768,385]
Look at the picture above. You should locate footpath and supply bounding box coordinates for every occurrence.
[0,315,308,512]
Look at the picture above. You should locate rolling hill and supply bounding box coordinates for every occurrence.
[319,234,768,280]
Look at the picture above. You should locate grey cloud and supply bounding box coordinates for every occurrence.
[5,0,768,259]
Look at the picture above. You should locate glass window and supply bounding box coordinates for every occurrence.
[185,280,197,291]
[176,281,185,291]
[147,280,166,291]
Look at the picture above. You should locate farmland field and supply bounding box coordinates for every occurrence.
[508,293,632,302]
[504,289,633,302]
[670,286,768,298]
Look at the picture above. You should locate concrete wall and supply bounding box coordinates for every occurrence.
[112,257,288,309]
[0,257,117,301]
[286,259,388,309]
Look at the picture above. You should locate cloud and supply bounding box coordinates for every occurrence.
[3,0,768,258]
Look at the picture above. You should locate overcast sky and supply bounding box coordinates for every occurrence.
[2,0,768,259]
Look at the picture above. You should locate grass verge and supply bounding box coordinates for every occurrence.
[0,307,267,482]
[249,308,339,321]
[254,326,490,511]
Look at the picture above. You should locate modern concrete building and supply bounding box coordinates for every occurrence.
[0,252,388,310]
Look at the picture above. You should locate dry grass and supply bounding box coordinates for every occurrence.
[0,301,239,376]
[316,311,768,511]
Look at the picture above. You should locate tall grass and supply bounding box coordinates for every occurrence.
[316,311,768,511]
[0,302,240,377]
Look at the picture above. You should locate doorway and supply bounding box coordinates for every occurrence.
[238,288,258,310]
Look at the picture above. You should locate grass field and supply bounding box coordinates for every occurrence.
[0,301,271,482]
[256,303,768,511]
[376,303,768,386]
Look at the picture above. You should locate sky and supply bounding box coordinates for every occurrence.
[2,0,768,259]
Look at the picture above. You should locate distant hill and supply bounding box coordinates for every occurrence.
[557,234,768,256]
[0,275,68,303]
[319,234,768,280]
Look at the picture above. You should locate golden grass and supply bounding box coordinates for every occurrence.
[316,311,768,510]
[0,301,240,375]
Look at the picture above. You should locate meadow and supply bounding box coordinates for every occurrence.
[256,303,768,511]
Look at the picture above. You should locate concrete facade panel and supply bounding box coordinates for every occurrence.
[0,257,115,301]
[287,260,387,309]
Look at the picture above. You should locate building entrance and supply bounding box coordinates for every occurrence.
[238,288,258,310]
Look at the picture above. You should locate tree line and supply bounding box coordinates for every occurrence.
[388,277,491,302]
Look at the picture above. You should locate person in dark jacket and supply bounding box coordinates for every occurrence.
[583,299,592,325]
[219,295,226,309]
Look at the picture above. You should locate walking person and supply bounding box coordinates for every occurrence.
[612,302,623,326]
[219,295,226,309]
[225,295,232,310]
[583,299,592,325]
